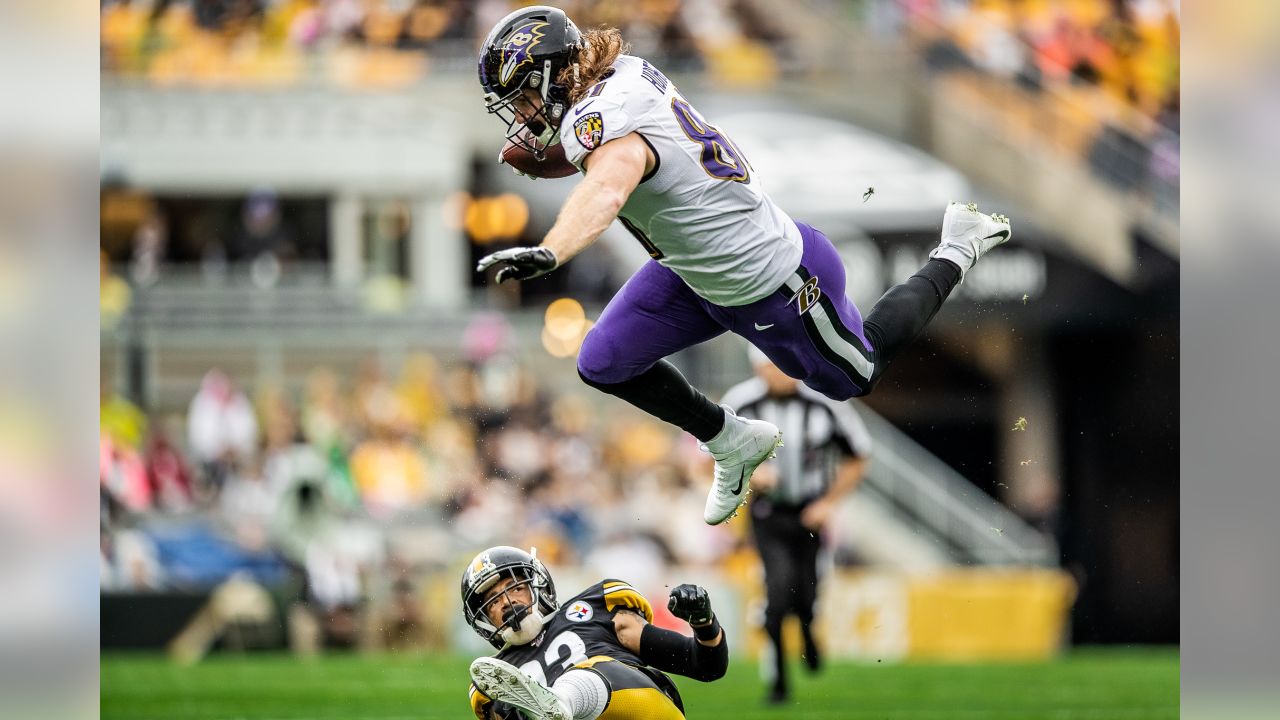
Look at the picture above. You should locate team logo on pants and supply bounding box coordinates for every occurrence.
[789,275,822,315]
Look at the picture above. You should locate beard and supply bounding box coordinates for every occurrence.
[499,604,545,646]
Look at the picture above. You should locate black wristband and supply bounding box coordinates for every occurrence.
[692,616,721,642]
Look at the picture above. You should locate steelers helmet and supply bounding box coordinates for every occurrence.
[477,5,582,158]
[461,546,558,649]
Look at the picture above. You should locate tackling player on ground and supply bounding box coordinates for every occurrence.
[475,7,1012,526]
[462,546,727,720]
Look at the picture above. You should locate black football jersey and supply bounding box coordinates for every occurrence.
[494,579,651,686]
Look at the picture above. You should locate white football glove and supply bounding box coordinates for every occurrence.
[497,150,538,180]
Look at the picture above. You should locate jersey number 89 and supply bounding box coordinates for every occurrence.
[671,97,751,183]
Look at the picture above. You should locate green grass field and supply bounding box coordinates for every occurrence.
[102,648,1178,719]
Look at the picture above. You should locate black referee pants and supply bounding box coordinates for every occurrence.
[751,500,822,695]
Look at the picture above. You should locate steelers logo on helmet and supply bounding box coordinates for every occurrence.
[564,600,593,623]
[468,552,498,586]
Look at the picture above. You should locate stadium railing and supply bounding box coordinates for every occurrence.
[852,403,1059,567]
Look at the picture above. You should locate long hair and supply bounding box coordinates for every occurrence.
[558,27,630,105]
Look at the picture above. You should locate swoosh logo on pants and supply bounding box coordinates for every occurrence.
[731,468,746,494]
[754,322,774,331]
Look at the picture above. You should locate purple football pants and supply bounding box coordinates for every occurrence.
[577,223,877,401]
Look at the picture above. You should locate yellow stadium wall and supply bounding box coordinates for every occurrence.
[738,569,1077,663]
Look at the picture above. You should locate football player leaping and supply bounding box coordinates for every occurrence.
[475,6,1012,525]
[462,546,728,720]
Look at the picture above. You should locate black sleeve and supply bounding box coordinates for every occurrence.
[637,622,728,682]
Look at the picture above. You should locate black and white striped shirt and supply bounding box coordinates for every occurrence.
[721,378,872,506]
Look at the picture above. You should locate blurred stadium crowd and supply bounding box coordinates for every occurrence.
[100,340,763,646]
[100,0,795,87]
[896,0,1179,202]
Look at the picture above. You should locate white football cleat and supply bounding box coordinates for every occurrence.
[701,405,783,525]
[470,657,571,720]
[929,202,1012,279]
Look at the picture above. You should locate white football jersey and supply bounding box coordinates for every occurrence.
[559,55,802,307]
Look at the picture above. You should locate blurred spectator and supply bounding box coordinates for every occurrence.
[351,354,394,430]
[395,351,448,437]
[379,573,429,650]
[145,417,197,513]
[101,433,151,513]
[301,366,353,455]
[100,251,132,329]
[233,190,295,287]
[231,190,294,261]
[129,208,169,286]
[100,371,148,452]
[100,524,165,591]
[220,457,278,550]
[348,401,431,516]
[187,369,259,492]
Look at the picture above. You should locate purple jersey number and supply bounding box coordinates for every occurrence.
[670,97,751,183]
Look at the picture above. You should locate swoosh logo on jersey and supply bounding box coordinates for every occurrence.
[731,468,746,495]
[983,229,1010,242]
[754,322,774,331]
[573,100,596,116]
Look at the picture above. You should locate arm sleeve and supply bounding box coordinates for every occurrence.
[637,622,729,682]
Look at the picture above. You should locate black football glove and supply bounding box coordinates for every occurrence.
[667,583,714,626]
[476,246,558,284]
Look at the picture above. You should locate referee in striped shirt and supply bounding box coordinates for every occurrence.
[721,347,871,705]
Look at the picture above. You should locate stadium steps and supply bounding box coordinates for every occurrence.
[836,403,1058,569]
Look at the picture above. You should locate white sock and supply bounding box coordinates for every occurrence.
[704,405,740,451]
[551,669,609,720]
[929,244,975,277]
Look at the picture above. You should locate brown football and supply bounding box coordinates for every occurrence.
[500,128,578,179]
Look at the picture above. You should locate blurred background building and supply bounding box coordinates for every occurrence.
[100,0,1178,660]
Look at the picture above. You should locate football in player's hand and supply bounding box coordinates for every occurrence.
[500,128,577,179]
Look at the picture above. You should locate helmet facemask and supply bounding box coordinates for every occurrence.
[481,575,547,646]
[483,59,573,160]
